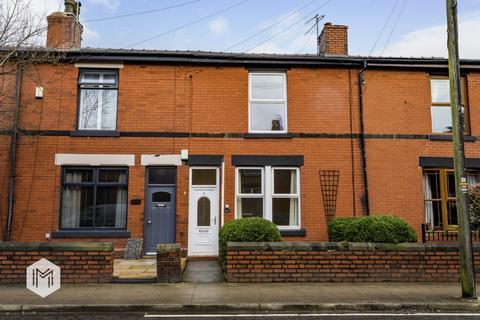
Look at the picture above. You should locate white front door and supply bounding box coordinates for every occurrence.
[188,168,219,256]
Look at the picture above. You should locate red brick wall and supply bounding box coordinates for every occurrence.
[225,242,480,283]
[46,13,82,49]
[156,243,182,283]
[0,242,113,284]
[0,61,480,253]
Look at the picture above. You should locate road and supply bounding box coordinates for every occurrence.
[2,313,480,320]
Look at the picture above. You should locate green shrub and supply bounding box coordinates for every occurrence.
[468,186,480,230]
[219,217,281,263]
[328,215,417,243]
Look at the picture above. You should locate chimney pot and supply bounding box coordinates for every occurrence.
[318,23,348,56]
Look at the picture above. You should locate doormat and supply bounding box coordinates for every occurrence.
[124,238,143,260]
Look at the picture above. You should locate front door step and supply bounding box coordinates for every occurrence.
[113,258,157,282]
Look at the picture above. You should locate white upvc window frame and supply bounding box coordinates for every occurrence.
[248,72,288,134]
[270,167,301,229]
[190,167,219,188]
[234,166,301,230]
[235,167,265,219]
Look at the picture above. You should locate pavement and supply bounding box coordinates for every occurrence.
[0,282,479,313]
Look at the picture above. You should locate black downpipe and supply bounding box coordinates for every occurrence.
[5,66,22,241]
[358,61,370,216]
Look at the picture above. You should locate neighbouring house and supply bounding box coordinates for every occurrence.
[1,1,480,257]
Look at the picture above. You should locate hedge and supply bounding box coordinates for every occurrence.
[219,217,281,263]
[328,215,417,243]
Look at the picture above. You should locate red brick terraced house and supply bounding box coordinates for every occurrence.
[1,2,480,257]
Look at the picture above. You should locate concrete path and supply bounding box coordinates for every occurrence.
[183,260,225,283]
[0,282,478,313]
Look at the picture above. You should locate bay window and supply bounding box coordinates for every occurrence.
[249,72,287,133]
[423,168,480,230]
[235,167,300,228]
[78,69,119,131]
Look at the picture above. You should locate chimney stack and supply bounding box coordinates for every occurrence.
[318,22,348,56]
[46,0,83,49]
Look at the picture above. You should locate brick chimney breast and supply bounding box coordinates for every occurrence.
[318,22,348,56]
[46,1,83,49]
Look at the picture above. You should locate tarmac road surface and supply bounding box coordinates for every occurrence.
[2,312,480,320]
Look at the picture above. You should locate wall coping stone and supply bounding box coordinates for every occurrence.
[0,242,114,252]
[227,241,480,252]
[157,243,181,254]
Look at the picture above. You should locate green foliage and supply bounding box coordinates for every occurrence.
[219,217,281,263]
[328,215,417,243]
[468,186,480,230]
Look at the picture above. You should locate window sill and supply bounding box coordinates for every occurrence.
[70,130,120,137]
[51,230,131,238]
[429,135,476,142]
[279,228,306,237]
[244,133,294,139]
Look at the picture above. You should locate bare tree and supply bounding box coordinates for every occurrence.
[0,0,64,129]
[0,0,65,241]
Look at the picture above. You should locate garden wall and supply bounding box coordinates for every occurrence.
[226,242,480,283]
[0,242,114,284]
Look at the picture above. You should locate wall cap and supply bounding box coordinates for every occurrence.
[0,242,114,252]
[157,243,181,254]
[227,241,479,252]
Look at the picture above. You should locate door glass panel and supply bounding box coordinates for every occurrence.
[152,191,171,202]
[197,197,211,226]
[148,167,176,185]
[192,169,216,186]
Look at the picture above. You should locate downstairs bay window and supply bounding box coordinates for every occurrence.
[423,168,480,230]
[236,167,300,229]
[60,167,128,229]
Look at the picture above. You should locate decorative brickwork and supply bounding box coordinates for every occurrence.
[156,243,182,283]
[0,242,113,284]
[226,242,480,283]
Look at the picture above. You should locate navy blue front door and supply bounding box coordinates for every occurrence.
[144,186,176,254]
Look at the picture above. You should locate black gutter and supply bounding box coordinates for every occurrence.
[358,61,370,216]
[5,66,22,241]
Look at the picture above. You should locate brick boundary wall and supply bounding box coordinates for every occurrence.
[0,242,114,284]
[157,243,182,283]
[225,242,480,283]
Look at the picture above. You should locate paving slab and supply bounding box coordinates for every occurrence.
[0,282,478,313]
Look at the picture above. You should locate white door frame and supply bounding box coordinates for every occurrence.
[188,167,220,257]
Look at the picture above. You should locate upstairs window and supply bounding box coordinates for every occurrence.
[249,72,287,133]
[78,69,118,131]
[430,78,468,134]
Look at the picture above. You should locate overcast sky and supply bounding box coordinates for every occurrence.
[30,0,480,58]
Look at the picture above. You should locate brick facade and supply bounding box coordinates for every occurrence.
[0,242,113,284]
[0,60,480,254]
[225,242,480,283]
